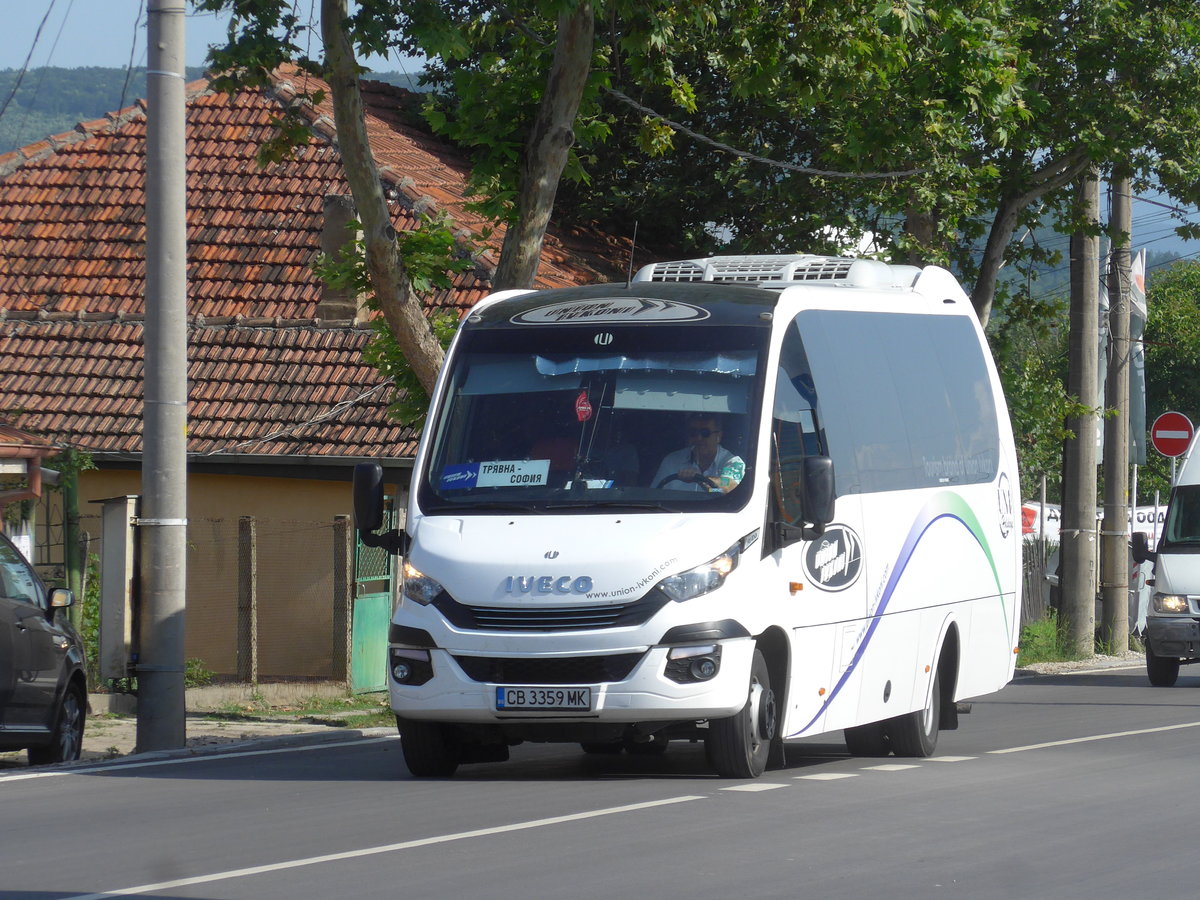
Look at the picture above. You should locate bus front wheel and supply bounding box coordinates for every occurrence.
[399,719,461,777]
[705,648,775,778]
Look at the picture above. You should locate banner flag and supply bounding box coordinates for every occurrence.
[1129,248,1148,465]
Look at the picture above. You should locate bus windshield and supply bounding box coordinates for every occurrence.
[418,324,767,514]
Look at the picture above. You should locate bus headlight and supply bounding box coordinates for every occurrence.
[402,560,444,605]
[657,544,740,602]
[1152,592,1191,614]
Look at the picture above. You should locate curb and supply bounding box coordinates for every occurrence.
[1,726,397,777]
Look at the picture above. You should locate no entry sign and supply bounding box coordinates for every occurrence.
[1151,411,1195,458]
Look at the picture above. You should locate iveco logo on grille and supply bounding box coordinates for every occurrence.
[504,575,594,595]
[802,525,863,591]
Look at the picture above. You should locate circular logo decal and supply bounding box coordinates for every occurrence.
[802,525,863,592]
[510,297,710,325]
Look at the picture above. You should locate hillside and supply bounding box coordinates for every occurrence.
[0,66,423,155]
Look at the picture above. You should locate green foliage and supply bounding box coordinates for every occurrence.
[363,312,460,427]
[185,658,216,688]
[1138,259,1200,500]
[80,554,101,687]
[1017,611,1081,666]
[312,212,471,425]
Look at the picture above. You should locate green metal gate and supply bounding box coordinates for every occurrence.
[351,499,396,693]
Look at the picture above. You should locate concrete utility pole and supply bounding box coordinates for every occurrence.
[138,0,188,752]
[1101,175,1132,653]
[1061,171,1101,657]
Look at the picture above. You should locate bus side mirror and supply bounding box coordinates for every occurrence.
[352,463,409,555]
[801,456,835,531]
[353,463,385,532]
[1132,531,1156,564]
[771,454,836,551]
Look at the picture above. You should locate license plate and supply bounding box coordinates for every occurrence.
[495,686,592,711]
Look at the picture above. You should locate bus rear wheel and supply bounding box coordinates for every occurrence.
[705,648,775,778]
[886,670,941,757]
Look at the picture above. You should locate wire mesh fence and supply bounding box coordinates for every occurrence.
[40,499,366,685]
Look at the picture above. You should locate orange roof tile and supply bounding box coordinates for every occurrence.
[0,68,629,460]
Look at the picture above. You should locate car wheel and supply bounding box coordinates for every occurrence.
[28,683,86,766]
[1146,644,1180,687]
[705,648,775,778]
[399,719,460,777]
[887,670,941,757]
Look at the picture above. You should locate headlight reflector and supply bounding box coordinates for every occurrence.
[402,560,444,605]
[1152,592,1191,614]
[657,544,740,602]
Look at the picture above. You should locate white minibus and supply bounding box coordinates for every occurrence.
[1133,434,1200,685]
[354,254,1022,777]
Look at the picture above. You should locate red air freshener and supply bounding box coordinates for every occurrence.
[575,389,593,422]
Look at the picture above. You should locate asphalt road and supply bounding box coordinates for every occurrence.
[3,663,1200,900]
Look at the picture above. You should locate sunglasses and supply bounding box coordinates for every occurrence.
[687,427,718,438]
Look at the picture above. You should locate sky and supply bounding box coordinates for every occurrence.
[3,1,1198,265]
[0,1,406,72]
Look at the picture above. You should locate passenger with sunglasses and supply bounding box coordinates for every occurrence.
[652,414,745,492]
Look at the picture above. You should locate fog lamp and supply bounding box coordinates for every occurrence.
[390,648,433,685]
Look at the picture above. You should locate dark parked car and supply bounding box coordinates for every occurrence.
[0,531,86,765]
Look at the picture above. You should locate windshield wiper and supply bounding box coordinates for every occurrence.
[445,501,546,513]
[544,500,676,512]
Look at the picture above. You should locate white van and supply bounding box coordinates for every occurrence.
[1133,435,1200,685]
[354,254,1022,778]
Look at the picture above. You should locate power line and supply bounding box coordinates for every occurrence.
[0,0,57,129]
[602,87,926,180]
[13,0,75,142]
[197,380,395,457]
[117,0,147,116]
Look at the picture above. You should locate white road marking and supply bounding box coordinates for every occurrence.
[990,719,1200,754]
[0,735,399,784]
[862,764,920,771]
[926,756,976,762]
[61,795,707,900]
[795,772,858,781]
[721,782,789,792]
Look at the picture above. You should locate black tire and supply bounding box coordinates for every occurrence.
[1146,644,1181,687]
[28,683,86,766]
[843,721,890,757]
[580,741,624,755]
[705,648,775,778]
[399,719,460,777]
[887,670,941,758]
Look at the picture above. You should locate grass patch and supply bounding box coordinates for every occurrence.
[213,692,390,723]
[1016,611,1085,666]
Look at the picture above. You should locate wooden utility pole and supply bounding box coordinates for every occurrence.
[1061,171,1101,657]
[1101,175,1132,652]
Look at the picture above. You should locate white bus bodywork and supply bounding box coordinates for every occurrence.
[355,254,1022,777]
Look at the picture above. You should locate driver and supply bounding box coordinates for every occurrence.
[652,413,745,493]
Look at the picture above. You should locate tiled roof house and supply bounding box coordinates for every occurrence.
[0,68,628,680]
[0,66,624,470]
